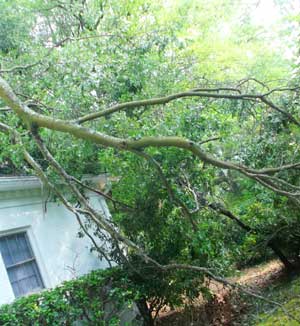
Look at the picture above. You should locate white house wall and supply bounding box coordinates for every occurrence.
[0,181,110,305]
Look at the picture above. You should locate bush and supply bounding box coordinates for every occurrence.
[0,267,139,326]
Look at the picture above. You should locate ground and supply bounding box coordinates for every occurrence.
[155,260,300,326]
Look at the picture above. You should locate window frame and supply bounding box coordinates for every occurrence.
[0,229,45,298]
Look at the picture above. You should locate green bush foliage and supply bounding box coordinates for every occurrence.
[0,267,138,326]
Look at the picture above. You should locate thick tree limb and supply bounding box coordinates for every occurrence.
[0,76,299,204]
[0,107,12,112]
[75,89,300,126]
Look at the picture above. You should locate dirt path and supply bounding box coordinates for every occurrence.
[155,260,285,326]
[231,260,284,288]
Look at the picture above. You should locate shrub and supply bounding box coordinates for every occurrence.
[0,267,139,326]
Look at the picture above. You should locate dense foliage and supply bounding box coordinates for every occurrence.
[0,0,299,324]
[0,268,139,326]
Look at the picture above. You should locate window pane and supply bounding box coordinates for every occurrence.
[0,237,13,266]
[9,261,43,297]
[0,233,32,266]
[0,233,44,297]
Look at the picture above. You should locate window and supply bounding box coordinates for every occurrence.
[0,232,44,298]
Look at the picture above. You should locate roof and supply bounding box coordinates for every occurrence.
[0,176,41,192]
[0,175,110,193]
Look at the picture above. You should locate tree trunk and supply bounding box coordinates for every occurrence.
[208,203,295,271]
[136,298,154,326]
[268,240,295,272]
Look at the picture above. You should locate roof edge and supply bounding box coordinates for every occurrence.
[0,174,109,193]
[0,176,41,192]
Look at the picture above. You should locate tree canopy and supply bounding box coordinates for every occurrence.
[0,0,299,323]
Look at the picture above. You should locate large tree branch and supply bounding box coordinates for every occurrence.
[75,88,300,126]
[0,76,299,203]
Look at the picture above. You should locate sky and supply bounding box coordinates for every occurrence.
[253,0,280,26]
